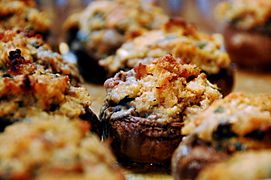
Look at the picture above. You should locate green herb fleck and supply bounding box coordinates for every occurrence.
[214,106,225,113]
[197,42,207,49]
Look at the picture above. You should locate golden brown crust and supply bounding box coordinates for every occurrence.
[100,18,231,76]
[0,30,96,132]
[0,113,124,180]
[104,54,222,123]
[64,0,168,60]
[0,29,123,179]
[0,0,51,34]
[0,30,81,83]
[183,92,271,141]
[0,73,92,120]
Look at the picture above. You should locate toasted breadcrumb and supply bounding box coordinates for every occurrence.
[0,29,122,179]
[64,0,168,59]
[183,92,271,141]
[104,54,222,123]
[0,113,123,180]
[0,30,80,83]
[0,0,51,33]
[0,30,91,126]
[100,19,230,76]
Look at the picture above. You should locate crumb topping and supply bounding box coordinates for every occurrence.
[100,19,230,76]
[0,113,122,179]
[0,72,91,120]
[0,30,91,124]
[0,30,122,179]
[104,55,222,123]
[64,0,168,59]
[216,0,271,30]
[0,0,51,33]
[183,92,271,141]
[0,30,81,83]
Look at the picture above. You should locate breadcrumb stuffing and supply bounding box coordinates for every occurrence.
[0,29,123,179]
[64,0,168,59]
[183,92,271,141]
[100,19,230,76]
[0,113,123,180]
[0,0,51,33]
[0,30,90,125]
[105,54,222,123]
[0,30,80,83]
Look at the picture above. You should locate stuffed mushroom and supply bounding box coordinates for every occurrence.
[100,54,222,166]
[101,19,234,96]
[64,0,168,83]
[0,30,99,133]
[216,0,271,70]
[172,92,271,179]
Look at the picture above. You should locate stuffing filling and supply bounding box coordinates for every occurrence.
[183,92,271,141]
[0,30,80,83]
[0,30,91,126]
[0,29,123,179]
[216,0,271,30]
[0,113,122,179]
[100,19,230,76]
[0,0,51,33]
[104,54,222,123]
[174,93,271,179]
[64,0,168,59]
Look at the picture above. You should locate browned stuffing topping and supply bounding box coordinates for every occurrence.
[183,92,271,141]
[0,30,90,124]
[104,54,222,123]
[0,30,123,179]
[0,113,123,180]
[216,0,271,30]
[64,0,168,59]
[0,72,91,120]
[100,19,230,76]
[0,30,81,83]
[0,0,51,33]
[0,29,125,179]
[198,150,271,180]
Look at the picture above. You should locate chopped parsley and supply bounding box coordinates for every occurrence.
[197,42,207,49]
[214,106,225,113]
